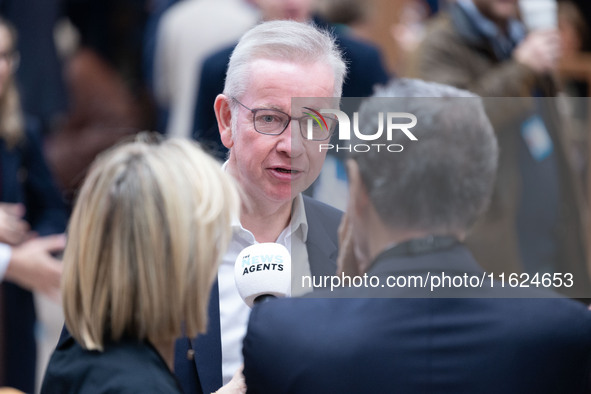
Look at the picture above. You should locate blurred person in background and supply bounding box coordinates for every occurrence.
[558,0,588,59]
[46,0,152,207]
[389,0,431,74]
[143,0,180,98]
[41,136,241,393]
[0,17,68,393]
[412,0,591,297]
[315,0,374,40]
[0,0,68,136]
[556,0,589,184]
[566,0,591,52]
[44,46,145,206]
[64,0,156,132]
[151,0,259,138]
[191,0,389,159]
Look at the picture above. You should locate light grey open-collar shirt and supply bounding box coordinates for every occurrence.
[217,170,310,383]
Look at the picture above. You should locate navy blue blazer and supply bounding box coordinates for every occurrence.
[1,120,68,392]
[191,20,390,158]
[174,196,342,394]
[243,244,591,393]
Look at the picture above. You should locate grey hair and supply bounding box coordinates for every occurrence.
[224,20,347,101]
[351,78,498,234]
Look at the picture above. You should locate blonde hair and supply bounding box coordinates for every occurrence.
[62,134,239,350]
[0,18,23,148]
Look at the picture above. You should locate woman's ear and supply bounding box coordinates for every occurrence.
[214,94,234,149]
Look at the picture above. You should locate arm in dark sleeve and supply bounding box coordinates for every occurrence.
[191,46,235,159]
[338,35,390,98]
[22,118,68,236]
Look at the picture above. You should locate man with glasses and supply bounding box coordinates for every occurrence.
[191,0,389,158]
[174,20,346,394]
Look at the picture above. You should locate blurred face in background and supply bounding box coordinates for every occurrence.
[255,0,315,22]
[558,1,585,58]
[0,24,16,97]
[473,0,519,25]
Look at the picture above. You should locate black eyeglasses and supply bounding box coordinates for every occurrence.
[232,97,337,141]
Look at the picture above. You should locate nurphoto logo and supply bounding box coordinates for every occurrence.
[307,109,418,153]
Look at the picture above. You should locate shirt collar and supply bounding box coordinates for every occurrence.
[457,0,526,44]
[220,160,242,230]
[223,161,309,241]
[290,193,308,243]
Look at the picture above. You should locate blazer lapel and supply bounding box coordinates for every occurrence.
[191,280,223,394]
[306,239,338,278]
[304,198,339,279]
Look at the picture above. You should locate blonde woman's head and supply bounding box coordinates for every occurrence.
[62,134,239,350]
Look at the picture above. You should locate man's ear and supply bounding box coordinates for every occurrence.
[346,159,369,215]
[214,94,234,149]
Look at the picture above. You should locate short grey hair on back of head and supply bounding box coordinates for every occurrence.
[62,134,240,351]
[224,20,347,101]
[350,78,498,235]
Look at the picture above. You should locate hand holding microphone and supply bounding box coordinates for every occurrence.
[234,243,291,307]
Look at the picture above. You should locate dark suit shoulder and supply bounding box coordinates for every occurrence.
[247,296,591,346]
[337,34,384,60]
[42,337,182,393]
[19,115,68,235]
[245,294,591,393]
[335,34,390,97]
[201,44,235,72]
[192,44,237,153]
[505,296,591,341]
[302,195,342,223]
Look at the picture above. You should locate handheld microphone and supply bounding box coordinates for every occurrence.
[234,243,291,307]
